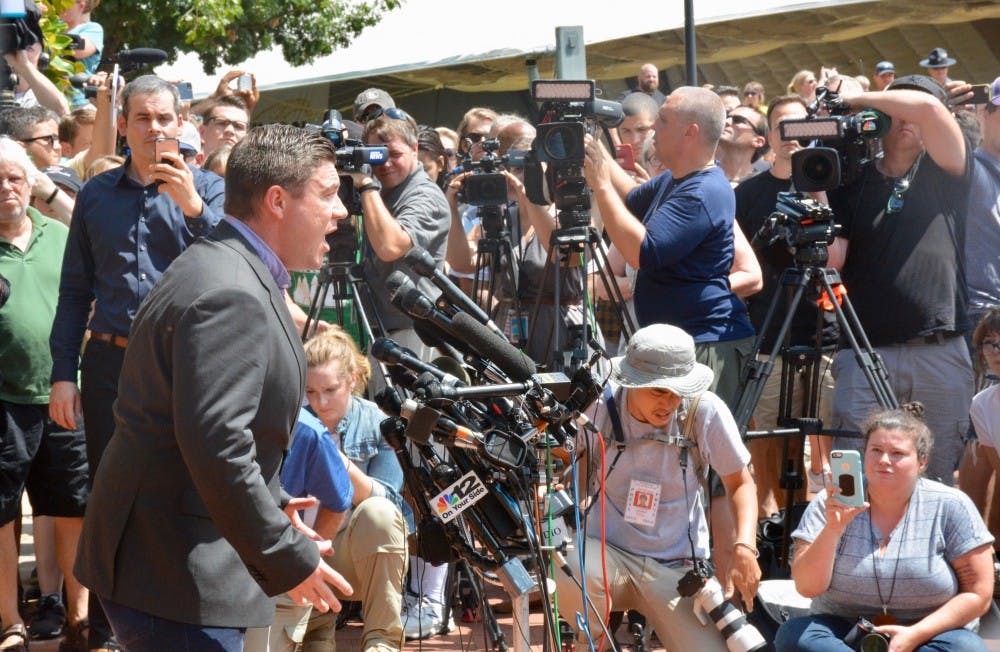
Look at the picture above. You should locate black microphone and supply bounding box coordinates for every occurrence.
[117,48,169,66]
[395,285,462,340]
[370,337,465,386]
[400,399,484,450]
[452,312,535,382]
[402,246,506,338]
[69,73,91,89]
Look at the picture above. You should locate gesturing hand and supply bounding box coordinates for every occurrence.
[286,558,353,613]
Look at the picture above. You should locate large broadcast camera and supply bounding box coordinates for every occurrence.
[522,80,622,227]
[779,86,890,191]
[456,138,529,240]
[309,109,388,263]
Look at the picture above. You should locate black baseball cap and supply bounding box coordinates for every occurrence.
[887,74,949,106]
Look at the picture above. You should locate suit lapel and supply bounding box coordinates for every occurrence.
[210,221,307,402]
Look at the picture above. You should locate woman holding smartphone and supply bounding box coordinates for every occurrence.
[775,407,994,652]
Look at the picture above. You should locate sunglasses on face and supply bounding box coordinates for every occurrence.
[727,112,763,136]
[981,341,1000,353]
[363,107,411,123]
[464,133,489,144]
[743,91,760,97]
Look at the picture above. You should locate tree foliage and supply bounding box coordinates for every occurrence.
[94,0,403,74]
[38,0,84,93]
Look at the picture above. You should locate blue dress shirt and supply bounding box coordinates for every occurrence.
[50,160,225,383]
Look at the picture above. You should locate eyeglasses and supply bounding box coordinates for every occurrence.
[20,134,58,148]
[727,112,764,136]
[886,177,909,214]
[743,91,760,97]
[363,107,411,123]
[206,117,248,132]
[981,341,1000,353]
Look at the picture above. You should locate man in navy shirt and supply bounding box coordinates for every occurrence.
[48,74,225,651]
[584,86,754,407]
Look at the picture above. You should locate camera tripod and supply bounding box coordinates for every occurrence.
[471,203,526,348]
[535,211,635,374]
[733,257,898,569]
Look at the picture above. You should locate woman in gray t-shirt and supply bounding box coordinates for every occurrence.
[775,408,994,651]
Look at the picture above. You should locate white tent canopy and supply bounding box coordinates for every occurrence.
[156,0,873,96]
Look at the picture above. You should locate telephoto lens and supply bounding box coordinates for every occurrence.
[691,576,766,652]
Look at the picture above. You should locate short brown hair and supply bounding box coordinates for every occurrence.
[863,405,933,463]
[59,106,96,143]
[363,109,418,148]
[225,124,337,221]
[766,95,808,130]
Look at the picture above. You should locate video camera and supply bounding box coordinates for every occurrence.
[780,86,891,191]
[308,109,388,262]
[751,191,840,267]
[522,80,623,227]
[0,0,42,101]
[456,138,520,207]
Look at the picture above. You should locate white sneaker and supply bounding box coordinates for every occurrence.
[402,596,454,640]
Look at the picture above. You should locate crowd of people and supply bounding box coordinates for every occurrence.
[1,7,999,650]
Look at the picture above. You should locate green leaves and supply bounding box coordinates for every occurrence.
[94,0,404,75]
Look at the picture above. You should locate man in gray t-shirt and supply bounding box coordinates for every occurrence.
[353,109,449,343]
[555,324,759,651]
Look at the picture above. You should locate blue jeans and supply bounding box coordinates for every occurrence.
[775,614,987,652]
[100,597,245,652]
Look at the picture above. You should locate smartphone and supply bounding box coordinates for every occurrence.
[237,74,253,91]
[968,84,991,105]
[615,143,636,172]
[154,137,179,163]
[830,450,865,508]
[173,81,193,101]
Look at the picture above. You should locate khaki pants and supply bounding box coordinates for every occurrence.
[555,539,732,652]
[245,497,407,652]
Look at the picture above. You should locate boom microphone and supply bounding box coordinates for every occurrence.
[118,48,169,66]
[403,246,505,338]
[452,312,535,382]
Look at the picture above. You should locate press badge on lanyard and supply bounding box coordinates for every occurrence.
[624,479,661,527]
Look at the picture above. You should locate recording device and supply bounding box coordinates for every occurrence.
[65,32,84,50]
[0,272,10,308]
[751,192,840,267]
[968,84,991,105]
[831,449,865,508]
[154,137,179,163]
[843,617,889,652]
[115,48,169,71]
[677,561,766,652]
[780,86,891,191]
[614,143,637,172]
[311,109,387,217]
[521,80,623,226]
[237,73,253,91]
[455,137,526,208]
[1,0,39,54]
[174,81,194,102]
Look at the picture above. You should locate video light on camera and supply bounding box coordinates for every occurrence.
[781,118,842,140]
[531,80,595,102]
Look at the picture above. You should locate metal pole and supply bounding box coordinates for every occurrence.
[685,0,697,85]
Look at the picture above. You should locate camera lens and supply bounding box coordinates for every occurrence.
[860,633,890,652]
[802,153,834,183]
[543,125,582,161]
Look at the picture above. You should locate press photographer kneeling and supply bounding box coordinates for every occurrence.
[556,324,762,651]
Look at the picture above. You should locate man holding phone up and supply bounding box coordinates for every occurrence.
[49,74,224,652]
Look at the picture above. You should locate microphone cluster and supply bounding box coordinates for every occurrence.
[371,246,603,576]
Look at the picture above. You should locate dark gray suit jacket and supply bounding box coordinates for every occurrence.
[75,220,319,627]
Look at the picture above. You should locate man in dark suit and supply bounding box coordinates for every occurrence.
[74,124,352,651]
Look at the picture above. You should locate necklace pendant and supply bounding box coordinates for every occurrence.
[873,612,897,626]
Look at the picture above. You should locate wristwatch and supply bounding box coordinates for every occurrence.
[358,179,382,194]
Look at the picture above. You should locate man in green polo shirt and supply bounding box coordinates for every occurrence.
[0,137,89,650]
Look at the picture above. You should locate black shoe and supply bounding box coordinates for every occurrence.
[59,620,89,652]
[29,593,66,639]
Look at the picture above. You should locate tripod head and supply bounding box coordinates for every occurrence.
[752,192,839,269]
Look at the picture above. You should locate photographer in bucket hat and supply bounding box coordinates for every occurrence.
[555,323,760,651]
